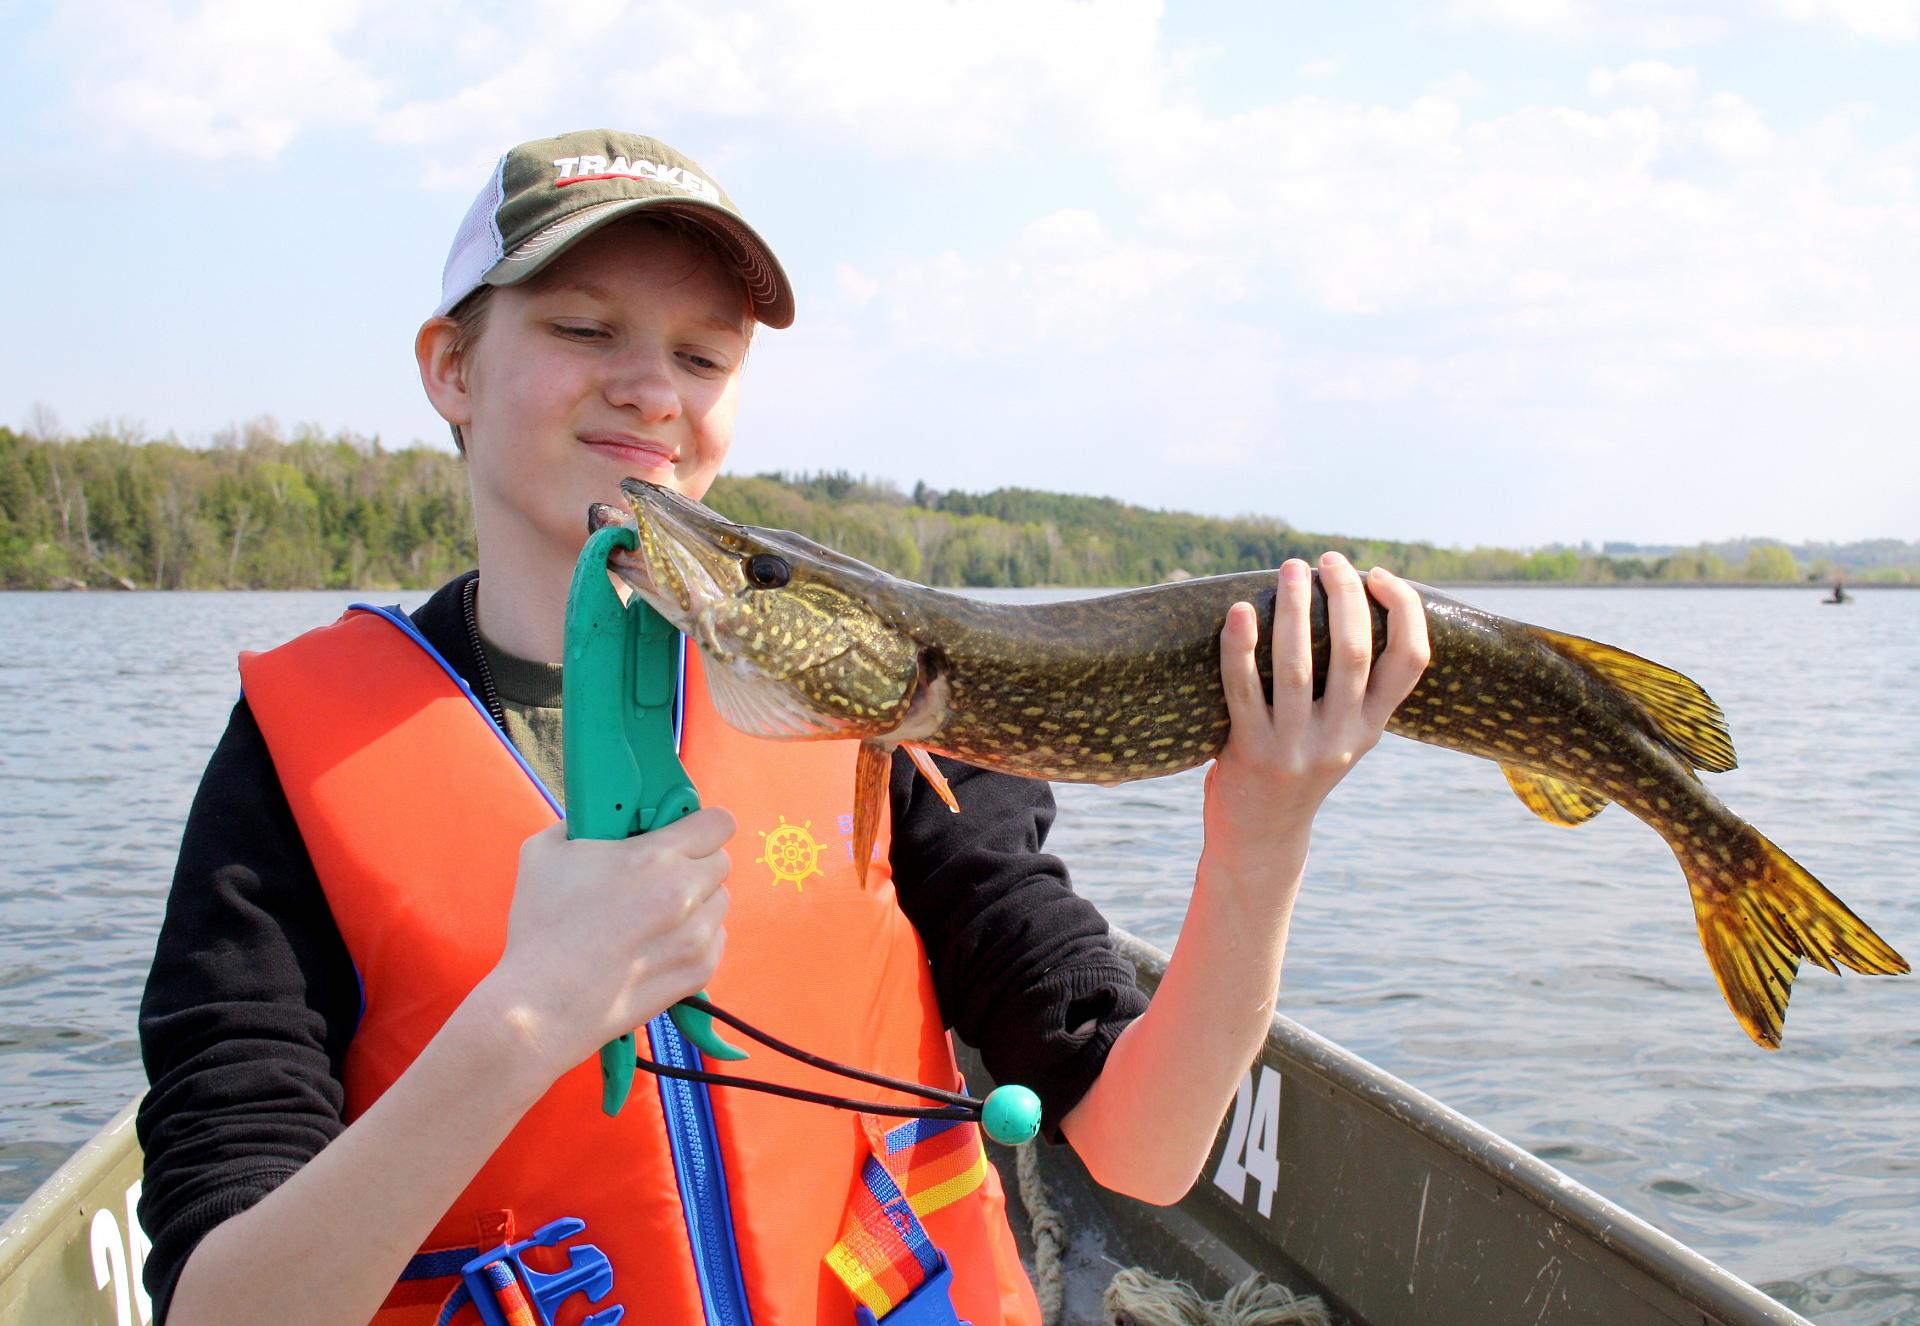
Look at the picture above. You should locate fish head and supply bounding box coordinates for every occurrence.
[595,480,924,741]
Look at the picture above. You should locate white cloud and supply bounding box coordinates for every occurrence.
[1776,0,1920,40]
[1429,71,1489,101]
[48,0,385,160]
[1440,0,1741,47]
[852,209,1245,358]
[1446,0,1918,44]
[1587,61,1700,103]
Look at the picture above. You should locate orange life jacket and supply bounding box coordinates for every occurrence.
[240,606,1040,1326]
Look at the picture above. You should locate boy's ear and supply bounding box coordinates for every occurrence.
[416,317,473,429]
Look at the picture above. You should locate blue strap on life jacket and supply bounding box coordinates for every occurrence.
[407,1217,625,1326]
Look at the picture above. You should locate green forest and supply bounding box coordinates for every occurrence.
[3,422,1913,591]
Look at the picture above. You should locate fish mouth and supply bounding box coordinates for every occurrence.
[594,482,871,741]
[598,481,755,657]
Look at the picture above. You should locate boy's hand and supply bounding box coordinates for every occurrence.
[475,808,735,1080]
[1203,553,1429,876]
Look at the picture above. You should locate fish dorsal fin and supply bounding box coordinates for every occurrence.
[1502,765,1612,826]
[1535,629,1737,773]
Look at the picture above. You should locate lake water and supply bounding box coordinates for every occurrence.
[1,586,1915,1324]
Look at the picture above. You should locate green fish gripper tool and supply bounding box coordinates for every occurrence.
[563,523,747,1118]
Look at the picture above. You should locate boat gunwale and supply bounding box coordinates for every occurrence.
[1113,930,1810,1326]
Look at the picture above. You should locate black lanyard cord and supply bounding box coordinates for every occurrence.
[630,995,1044,1145]
[674,994,978,1108]
[629,1054,979,1122]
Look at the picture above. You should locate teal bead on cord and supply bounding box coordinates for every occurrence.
[980,1085,1042,1145]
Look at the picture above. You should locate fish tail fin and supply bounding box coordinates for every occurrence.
[1680,821,1907,1049]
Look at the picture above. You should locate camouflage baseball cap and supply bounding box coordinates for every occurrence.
[434,129,794,328]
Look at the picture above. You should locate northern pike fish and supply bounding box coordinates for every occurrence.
[595,480,1907,1049]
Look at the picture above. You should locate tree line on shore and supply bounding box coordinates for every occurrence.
[2,422,1910,591]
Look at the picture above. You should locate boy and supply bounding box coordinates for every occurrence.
[138,129,1428,1326]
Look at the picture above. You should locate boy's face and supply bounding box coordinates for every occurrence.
[452,219,751,566]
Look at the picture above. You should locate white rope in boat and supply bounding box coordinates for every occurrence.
[1015,1141,1068,1324]
[1104,1269,1334,1326]
[1015,1142,1334,1326]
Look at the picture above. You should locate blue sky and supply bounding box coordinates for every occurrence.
[2,0,1915,548]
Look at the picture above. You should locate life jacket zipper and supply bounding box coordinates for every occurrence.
[443,591,756,1325]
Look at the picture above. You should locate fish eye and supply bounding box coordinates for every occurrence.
[744,554,791,589]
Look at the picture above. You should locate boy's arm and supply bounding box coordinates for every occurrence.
[1061,556,1429,1203]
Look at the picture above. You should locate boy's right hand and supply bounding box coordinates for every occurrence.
[471,808,735,1083]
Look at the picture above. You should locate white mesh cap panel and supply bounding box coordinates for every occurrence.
[433,154,509,316]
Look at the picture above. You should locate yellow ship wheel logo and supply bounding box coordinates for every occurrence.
[756,815,826,890]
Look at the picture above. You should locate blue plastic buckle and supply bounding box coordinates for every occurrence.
[852,1254,968,1326]
[460,1217,625,1326]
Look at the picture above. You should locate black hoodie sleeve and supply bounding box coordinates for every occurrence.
[887,751,1147,1140]
[135,696,359,1321]
[134,580,481,1321]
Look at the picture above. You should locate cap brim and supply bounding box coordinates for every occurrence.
[487,195,794,329]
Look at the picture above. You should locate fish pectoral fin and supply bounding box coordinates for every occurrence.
[1501,765,1611,826]
[852,740,893,890]
[904,744,961,814]
[1534,628,1737,773]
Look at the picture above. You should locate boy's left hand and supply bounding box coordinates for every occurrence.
[1203,552,1430,876]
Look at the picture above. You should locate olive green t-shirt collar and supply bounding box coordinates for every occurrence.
[481,635,563,709]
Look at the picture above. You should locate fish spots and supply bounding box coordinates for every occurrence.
[1021,706,1047,717]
